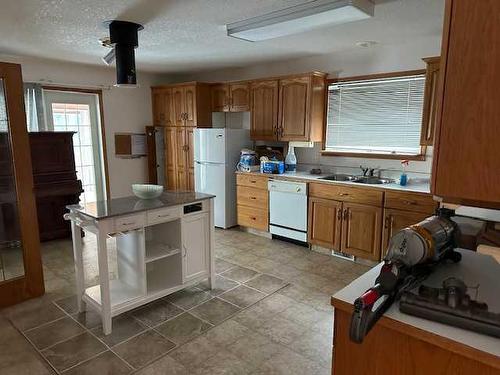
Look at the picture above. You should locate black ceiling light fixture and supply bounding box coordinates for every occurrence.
[102,20,144,87]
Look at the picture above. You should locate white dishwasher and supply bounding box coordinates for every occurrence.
[268,179,308,243]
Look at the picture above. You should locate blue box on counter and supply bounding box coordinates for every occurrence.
[261,160,285,174]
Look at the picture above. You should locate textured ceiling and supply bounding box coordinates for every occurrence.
[0,0,445,74]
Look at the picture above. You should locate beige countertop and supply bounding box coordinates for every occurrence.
[236,170,431,194]
[332,249,500,359]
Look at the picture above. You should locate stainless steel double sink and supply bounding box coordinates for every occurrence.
[319,174,394,185]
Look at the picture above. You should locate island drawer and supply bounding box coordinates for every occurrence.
[384,191,437,214]
[309,183,383,207]
[147,206,181,226]
[237,174,268,190]
[237,186,268,209]
[237,205,268,231]
[114,213,145,232]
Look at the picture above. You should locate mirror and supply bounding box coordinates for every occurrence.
[0,78,25,281]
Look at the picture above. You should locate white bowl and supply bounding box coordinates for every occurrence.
[132,184,164,199]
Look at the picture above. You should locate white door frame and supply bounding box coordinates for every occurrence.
[43,89,107,203]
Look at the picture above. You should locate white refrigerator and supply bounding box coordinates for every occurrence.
[194,128,252,228]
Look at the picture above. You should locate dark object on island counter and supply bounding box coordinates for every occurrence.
[349,208,462,343]
[310,168,322,175]
[400,277,500,338]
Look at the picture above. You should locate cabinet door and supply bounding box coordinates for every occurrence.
[186,127,195,191]
[308,197,342,251]
[381,209,428,257]
[175,128,188,190]
[211,84,229,112]
[152,89,165,126]
[182,213,209,282]
[250,80,279,141]
[164,127,177,190]
[163,88,173,127]
[172,86,185,127]
[184,85,197,127]
[432,0,500,207]
[420,57,440,145]
[278,76,310,141]
[230,82,250,112]
[341,203,382,261]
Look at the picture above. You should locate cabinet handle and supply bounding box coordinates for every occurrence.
[250,196,257,200]
[339,193,349,196]
[251,217,256,220]
[343,209,348,220]
[158,214,171,218]
[182,245,187,257]
[337,209,342,221]
[120,222,135,226]
[403,200,417,205]
[384,215,390,229]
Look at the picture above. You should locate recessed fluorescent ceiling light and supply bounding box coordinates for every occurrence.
[226,0,374,42]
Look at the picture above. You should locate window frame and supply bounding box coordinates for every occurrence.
[321,69,427,161]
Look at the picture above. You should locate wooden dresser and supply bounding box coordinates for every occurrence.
[29,132,83,241]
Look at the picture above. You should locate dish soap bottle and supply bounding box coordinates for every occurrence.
[285,145,297,174]
[400,159,409,186]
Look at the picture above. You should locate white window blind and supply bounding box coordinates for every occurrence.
[325,74,425,155]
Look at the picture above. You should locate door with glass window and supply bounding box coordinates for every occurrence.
[44,90,106,205]
[0,62,44,306]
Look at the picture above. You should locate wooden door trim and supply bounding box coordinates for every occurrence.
[0,62,44,305]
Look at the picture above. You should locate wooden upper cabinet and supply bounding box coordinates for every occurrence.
[211,84,230,112]
[308,197,342,251]
[250,72,326,142]
[152,83,211,128]
[183,85,196,127]
[152,90,165,126]
[151,88,173,127]
[172,86,185,127]
[279,76,310,141]
[230,82,250,112]
[210,82,250,112]
[432,0,500,208]
[250,80,279,141]
[341,202,382,261]
[420,56,440,145]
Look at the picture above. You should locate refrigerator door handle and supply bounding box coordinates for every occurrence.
[195,161,226,166]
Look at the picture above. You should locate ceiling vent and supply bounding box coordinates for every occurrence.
[103,20,143,87]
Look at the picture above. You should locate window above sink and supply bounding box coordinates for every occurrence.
[323,71,427,161]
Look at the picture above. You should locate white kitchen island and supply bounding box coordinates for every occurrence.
[65,192,215,335]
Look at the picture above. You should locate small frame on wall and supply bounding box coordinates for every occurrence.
[114,132,147,158]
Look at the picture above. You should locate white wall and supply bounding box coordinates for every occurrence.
[170,36,442,179]
[0,54,165,198]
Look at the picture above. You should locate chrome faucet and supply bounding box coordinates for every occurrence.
[360,166,380,177]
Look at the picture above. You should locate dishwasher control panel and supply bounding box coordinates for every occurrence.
[268,179,307,195]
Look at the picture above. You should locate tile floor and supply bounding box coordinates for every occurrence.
[0,228,371,374]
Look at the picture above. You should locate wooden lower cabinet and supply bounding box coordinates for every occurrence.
[332,307,500,375]
[236,173,269,231]
[164,126,194,191]
[237,205,268,231]
[341,203,382,261]
[381,209,429,257]
[308,197,342,250]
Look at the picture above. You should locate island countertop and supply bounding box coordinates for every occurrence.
[67,191,215,219]
[331,249,500,368]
